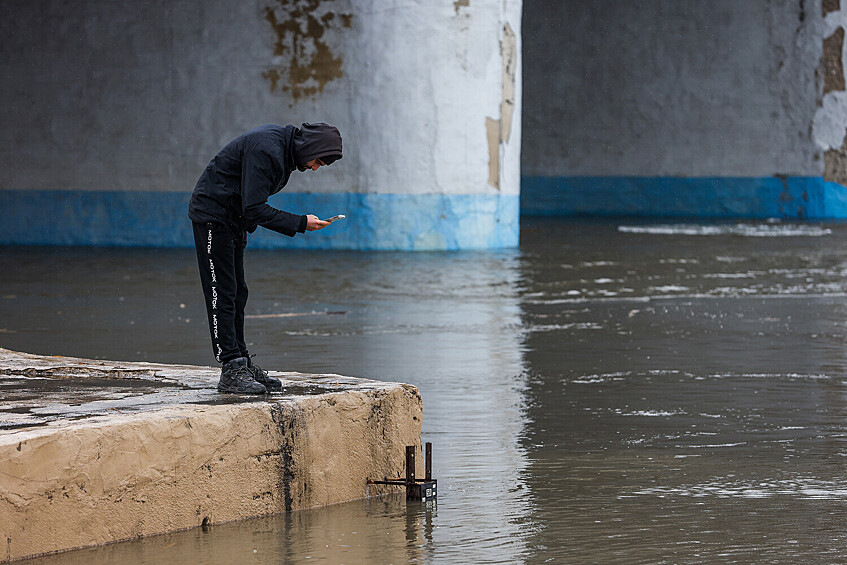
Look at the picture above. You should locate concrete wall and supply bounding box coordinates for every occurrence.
[521,0,847,219]
[0,0,521,250]
[12,0,844,239]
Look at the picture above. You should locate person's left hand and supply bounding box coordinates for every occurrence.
[305,215,330,231]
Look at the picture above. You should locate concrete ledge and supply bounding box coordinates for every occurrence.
[0,349,422,562]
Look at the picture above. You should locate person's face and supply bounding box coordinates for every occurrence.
[301,158,325,172]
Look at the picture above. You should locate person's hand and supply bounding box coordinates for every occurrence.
[305,215,330,231]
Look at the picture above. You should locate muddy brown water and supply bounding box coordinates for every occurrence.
[4,216,847,563]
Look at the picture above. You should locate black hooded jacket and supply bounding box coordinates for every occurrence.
[188,123,342,236]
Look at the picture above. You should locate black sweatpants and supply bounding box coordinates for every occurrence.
[192,221,249,364]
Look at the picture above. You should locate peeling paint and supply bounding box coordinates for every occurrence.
[825,132,847,183]
[823,27,845,95]
[500,22,517,143]
[486,22,517,190]
[824,0,841,17]
[486,117,500,188]
[816,5,847,182]
[453,0,469,15]
[261,0,352,101]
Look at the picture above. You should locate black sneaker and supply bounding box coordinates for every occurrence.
[218,357,267,394]
[248,357,282,391]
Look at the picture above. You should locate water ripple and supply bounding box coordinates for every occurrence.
[618,223,833,237]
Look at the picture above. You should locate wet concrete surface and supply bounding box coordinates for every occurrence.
[0,348,376,431]
[0,346,422,561]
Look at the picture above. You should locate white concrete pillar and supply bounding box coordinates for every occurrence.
[253,0,523,250]
[0,0,522,250]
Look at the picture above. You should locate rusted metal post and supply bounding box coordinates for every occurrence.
[425,442,432,481]
[405,445,415,498]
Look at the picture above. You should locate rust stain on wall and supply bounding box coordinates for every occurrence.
[776,175,808,219]
[262,0,352,101]
[823,27,845,95]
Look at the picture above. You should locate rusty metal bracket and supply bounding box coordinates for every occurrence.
[368,442,437,501]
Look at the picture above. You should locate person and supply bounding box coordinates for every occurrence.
[188,122,342,394]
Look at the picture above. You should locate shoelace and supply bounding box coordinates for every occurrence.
[248,355,269,381]
[233,365,257,382]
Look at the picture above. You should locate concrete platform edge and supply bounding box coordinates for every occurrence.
[0,350,423,562]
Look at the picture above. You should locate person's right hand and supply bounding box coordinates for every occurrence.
[305,215,330,231]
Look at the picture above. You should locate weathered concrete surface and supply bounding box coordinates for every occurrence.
[0,0,521,250]
[0,348,422,562]
[522,0,824,178]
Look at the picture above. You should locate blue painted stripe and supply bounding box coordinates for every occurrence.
[0,190,519,250]
[520,176,847,220]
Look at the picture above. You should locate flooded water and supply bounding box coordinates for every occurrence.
[5,216,847,563]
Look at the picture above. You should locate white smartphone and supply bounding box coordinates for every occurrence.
[324,214,346,223]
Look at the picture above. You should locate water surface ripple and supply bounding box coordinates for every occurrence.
[5,217,847,563]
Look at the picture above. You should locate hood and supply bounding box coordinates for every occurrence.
[292,122,343,170]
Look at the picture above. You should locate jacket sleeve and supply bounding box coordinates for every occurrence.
[241,149,306,237]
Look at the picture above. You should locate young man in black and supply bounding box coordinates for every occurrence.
[188,122,342,394]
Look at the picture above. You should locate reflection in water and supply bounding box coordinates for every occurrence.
[0,244,532,563]
[7,217,847,562]
[30,494,435,565]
